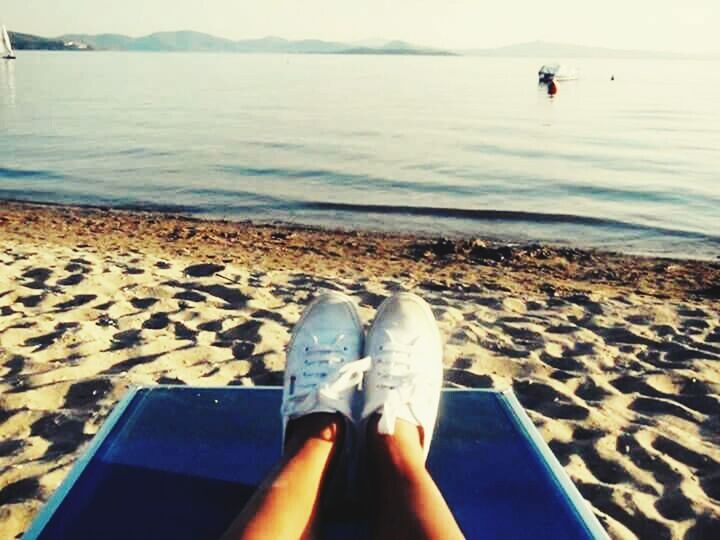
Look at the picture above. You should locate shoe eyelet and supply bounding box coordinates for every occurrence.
[304,346,309,352]
[343,346,348,351]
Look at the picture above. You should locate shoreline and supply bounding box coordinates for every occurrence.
[1,200,719,538]
[2,196,718,263]
[1,200,719,301]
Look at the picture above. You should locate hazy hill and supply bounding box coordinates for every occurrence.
[59,32,334,52]
[463,40,691,59]
[231,37,349,53]
[55,31,448,55]
[337,47,457,56]
[8,31,71,51]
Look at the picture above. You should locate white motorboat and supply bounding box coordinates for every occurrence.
[538,64,578,83]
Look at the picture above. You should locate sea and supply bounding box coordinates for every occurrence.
[1,51,719,259]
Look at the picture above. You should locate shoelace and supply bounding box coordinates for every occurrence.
[282,334,371,418]
[373,330,419,435]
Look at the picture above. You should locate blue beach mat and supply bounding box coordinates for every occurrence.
[24,386,608,539]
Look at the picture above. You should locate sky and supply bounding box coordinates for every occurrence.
[4,0,719,53]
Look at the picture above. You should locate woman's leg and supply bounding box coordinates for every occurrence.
[221,412,343,540]
[223,291,367,539]
[366,415,465,540]
[361,293,464,539]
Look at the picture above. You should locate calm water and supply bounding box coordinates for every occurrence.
[1,51,719,259]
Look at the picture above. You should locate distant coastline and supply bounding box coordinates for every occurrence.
[328,47,457,56]
[9,31,92,51]
[7,30,715,59]
[10,30,453,56]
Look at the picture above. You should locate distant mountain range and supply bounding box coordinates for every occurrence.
[462,41,699,59]
[7,31,714,59]
[48,31,455,55]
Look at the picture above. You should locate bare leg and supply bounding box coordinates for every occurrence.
[367,415,465,540]
[221,413,343,540]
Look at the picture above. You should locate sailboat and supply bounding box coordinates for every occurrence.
[2,25,16,60]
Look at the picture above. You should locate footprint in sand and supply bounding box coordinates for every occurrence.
[17,294,45,308]
[174,290,206,302]
[0,478,40,507]
[54,294,97,311]
[156,376,186,385]
[23,326,71,352]
[64,378,113,409]
[142,312,171,330]
[30,412,88,457]
[173,322,197,341]
[0,439,24,458]
[57,273,85,286]
[109,329,143,350]
[130,297,159,310]
[198,319,224,332]
[214,320,262,347]
[20,267,53,289]
[167,281,248,309]
[3,355,25,378]
[514,380,590,420]
[183,263,225,277]
[232,341,255,360]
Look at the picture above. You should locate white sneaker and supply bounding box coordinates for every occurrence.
[281,291,371,447]
[361,293,444,460]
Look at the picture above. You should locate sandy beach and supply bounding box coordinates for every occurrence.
[1,201,719,539]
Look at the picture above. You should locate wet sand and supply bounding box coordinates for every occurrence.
[1,201,719,539]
